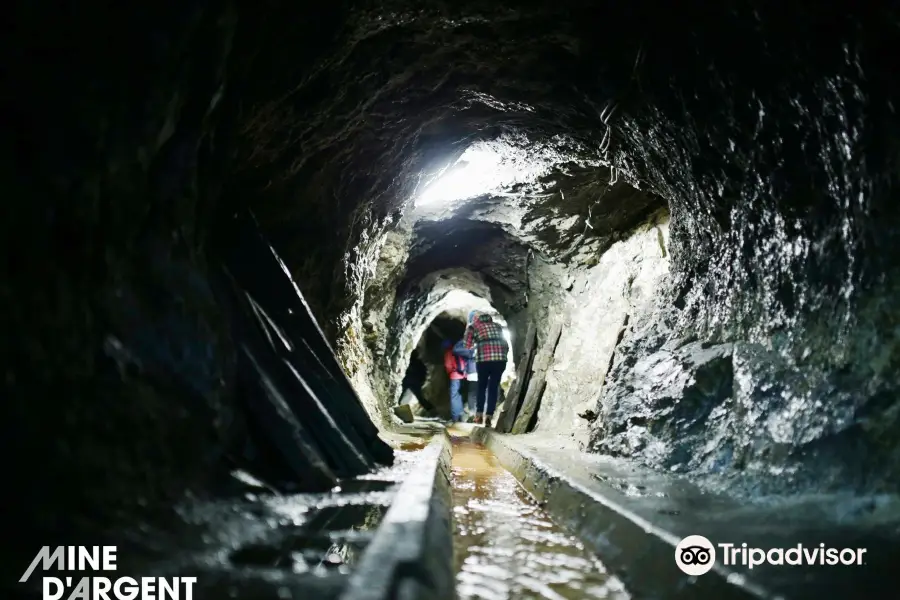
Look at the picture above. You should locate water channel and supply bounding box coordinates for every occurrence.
[448,429,631,600]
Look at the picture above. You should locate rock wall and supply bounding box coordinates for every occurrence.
[340,229,412,425]
[500,169,900,499]
[346,208,535,426]
[3,2,243,543]
[509,210,670,444]
[592,277,900,497]
[586,209,900,496]
[588,3,900,497]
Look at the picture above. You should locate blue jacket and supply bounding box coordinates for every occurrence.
[453,340,477,375]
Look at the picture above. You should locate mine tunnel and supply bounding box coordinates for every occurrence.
[3,1,900,599]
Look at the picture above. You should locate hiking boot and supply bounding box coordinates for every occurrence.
[484,414,493,429]
[473,413,483,425]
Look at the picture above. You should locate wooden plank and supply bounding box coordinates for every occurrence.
[511,379,548,435]
[511,323,563,434]
[239,346,338,490]
[496,323,537,433]
[223,274,372,480]
[218,211,393,467]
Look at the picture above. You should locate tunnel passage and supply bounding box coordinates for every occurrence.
[366,218,530,427]
[4,1,900,590]
[402,219,530,316]
[400,351,430,409]
[397,306,516,421]
[405,313,468,419]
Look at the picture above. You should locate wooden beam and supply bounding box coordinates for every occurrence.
[496,323,537,433]
[511,323,563,434]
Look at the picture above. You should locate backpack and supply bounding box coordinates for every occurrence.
[455,355,466,375]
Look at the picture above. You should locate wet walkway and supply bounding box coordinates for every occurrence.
[449,431,631,600]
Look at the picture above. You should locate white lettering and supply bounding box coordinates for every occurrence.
[784,545,802,565]
[681,537,869,574]
[142,576,156,600]
[43,577,65,600]
[116,576,139,600]
[104,546,117,570]
[79,547,99,571]
[182,576,197,600]
[747,548,765,569]
[717,543,734,565]
[839,548,856,565]
[93,576,112,600]
[67,576,89,600]
[20,546,65,582]
[158,577,178,600]
[68,547,76,571]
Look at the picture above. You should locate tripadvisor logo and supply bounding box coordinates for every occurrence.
[675,535,868,576]
[675,535,716,576]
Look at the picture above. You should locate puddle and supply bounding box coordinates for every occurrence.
[332,479,398,494]
[451,440,631,600]
[358,441,429,482]
[397,441,429,451]
[303,503,387,532]
[228,503,385,575]
[229,537,361,574]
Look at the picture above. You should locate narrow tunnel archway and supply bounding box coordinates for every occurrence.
[392,287,517,422]
[401,312,469,419]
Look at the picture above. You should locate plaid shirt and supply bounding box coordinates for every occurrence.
[464,317,509,363]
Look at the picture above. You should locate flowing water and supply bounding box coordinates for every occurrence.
[450,436,631,600]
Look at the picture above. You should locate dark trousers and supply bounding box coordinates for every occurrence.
[476,360,505,415]
[465,379,477,412]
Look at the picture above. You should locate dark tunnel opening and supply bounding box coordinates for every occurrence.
[400,350,429,407]
[4,0,900,597]
[412,314,467,418]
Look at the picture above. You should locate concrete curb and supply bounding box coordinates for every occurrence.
[339,433,455,600]
[471,427,775,600]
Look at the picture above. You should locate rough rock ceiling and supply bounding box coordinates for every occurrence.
[10,1,897,333]
[219,0,899,341]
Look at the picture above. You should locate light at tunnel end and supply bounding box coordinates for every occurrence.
[414,140,552,208]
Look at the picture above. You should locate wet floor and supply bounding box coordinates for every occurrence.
[450,437,630,600]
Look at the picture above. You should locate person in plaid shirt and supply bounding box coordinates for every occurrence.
[464,310,509,427]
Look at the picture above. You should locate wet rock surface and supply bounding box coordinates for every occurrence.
[594,341,736,473]
[10,438,430,600]
[592,286,900,495]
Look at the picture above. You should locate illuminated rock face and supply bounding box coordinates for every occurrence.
[4,0,900,547]
[531,212,672,443]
